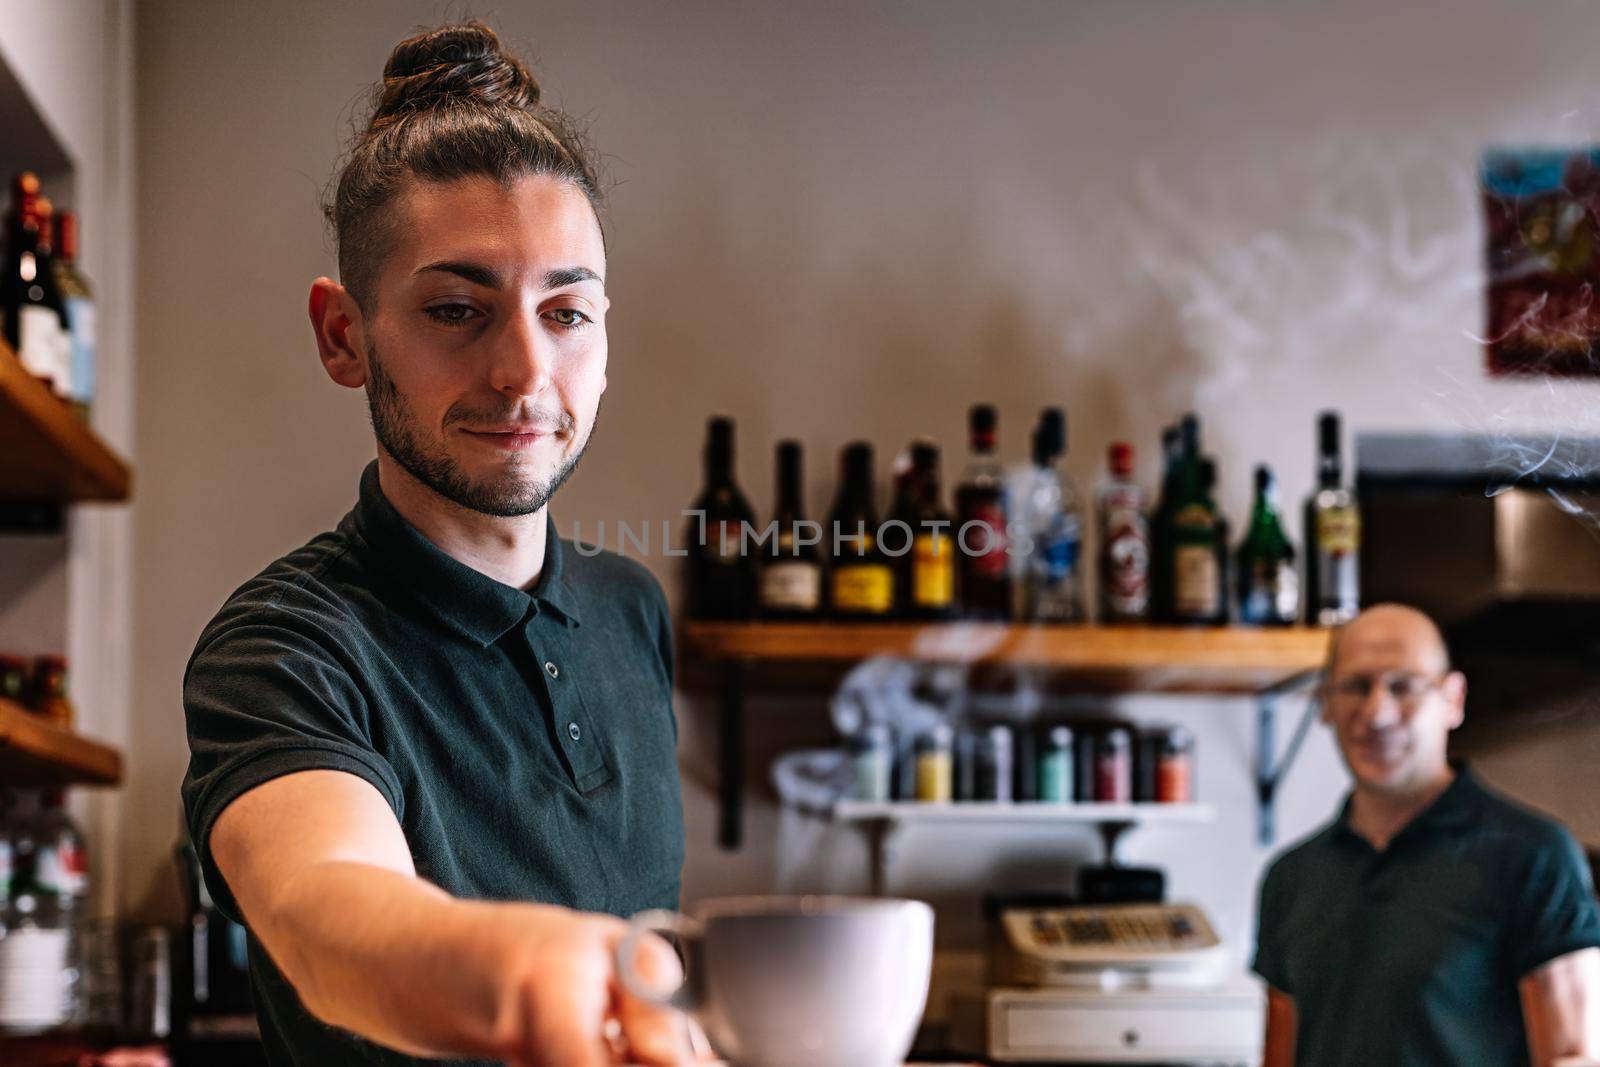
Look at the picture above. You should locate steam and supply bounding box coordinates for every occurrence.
[1113,130,1600,522]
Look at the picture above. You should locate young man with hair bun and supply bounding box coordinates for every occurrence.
[182,20,694,1067]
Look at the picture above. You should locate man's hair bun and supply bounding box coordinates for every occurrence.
[370,20,538,130]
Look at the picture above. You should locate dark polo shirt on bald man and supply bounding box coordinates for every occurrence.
[181,460,685,1066]
[1253,767,1600,1067]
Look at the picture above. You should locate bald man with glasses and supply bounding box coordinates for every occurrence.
[1253,603,1600,1067]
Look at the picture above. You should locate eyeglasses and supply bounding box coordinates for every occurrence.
[1320,672,1447,709]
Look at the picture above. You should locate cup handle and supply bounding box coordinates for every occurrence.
[616,909,698,1012]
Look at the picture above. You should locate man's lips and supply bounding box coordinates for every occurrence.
[461,426,559,450]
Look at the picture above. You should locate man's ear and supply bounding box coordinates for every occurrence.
[1444,671,1467,731]
[309,278,368,389]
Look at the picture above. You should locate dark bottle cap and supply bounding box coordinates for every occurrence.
[1199,458,1217,491]
[775,440,803,492]
[705,416,735,474]
[1318,411,1341,456]
[968,404,998,452]
[1180,413,1201,456]
[910,440,940,472]
[1033,407,1065,465]
[1255,464,1275,495]
[841,441,875,488]
[1109,442,1135,479]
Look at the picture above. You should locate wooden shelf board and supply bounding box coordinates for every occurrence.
[0,698,123,786]
[682,622,1330,694]
[832,800,1215,825]
[0,343,130,501]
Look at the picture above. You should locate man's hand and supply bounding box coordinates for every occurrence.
[212,769,692,1065]
[491,906,690,1067]
[1521,947,1600,1067]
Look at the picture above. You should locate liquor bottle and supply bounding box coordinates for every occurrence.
[1098,442,1150,623]
[1,175,71,391]
[51,209,95,421]
[1017,408,1084,621]
[757,440,823,619]
[1168,430,1227,626]
[1237,465,1299,626]
[955,404,1010,619]
[827,442,895,619]
[896,441,956,620]
[1304,411,1361,625]
[1148,422,1186,622]
[684,416,756,619]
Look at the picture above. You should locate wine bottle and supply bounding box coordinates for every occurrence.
[1098,442,1150,623]
[684,417,757,619]
[52,209,95,421]
[1018,408,1084,622]
[896,441,955,620]
[1148,422,1185,622]
[955,404,1010,619]
[1304,411,1361,625]
[1237,465,1298,626]
[1168,425,1227,626]
[1,175,71,392]
[757,440,823,619]
[827,442,894,620]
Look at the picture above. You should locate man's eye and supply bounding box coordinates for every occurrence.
[424,303,480,327]
[547,307,592,329]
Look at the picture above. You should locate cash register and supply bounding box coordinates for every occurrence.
[949,896,1262,1064]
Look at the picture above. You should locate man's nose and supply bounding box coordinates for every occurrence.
[488,309,553,398]
[1358,681,1403,729]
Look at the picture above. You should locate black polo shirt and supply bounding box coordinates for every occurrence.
[1252,767,1600,1067]
[181,461,685,1066]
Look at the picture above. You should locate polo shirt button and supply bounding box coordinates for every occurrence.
[568,722,582,741]
[545,661,559,679]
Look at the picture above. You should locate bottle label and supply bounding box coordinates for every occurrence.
[1243,560,1299,623]
[1174,544,1220,617]
[1103,511,1151,616]
[832,563,893,613]
[1316,507,1361,555]
[1040,528,1080,583]
[701,519,744,564]
[911,533,954,607]
[18,305,63,382]
[960,502,1008,578]
[1315,506,1361,614]
[760,560,820,611]
[915,751,953,802]
[65,297,95,405]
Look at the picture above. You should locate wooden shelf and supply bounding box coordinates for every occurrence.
[0,698,123,786]
[832,800,1215,826]
[682,622,1330,694]
[0,342,130,501]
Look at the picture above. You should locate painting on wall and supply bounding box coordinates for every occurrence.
[1482,147,1600,377]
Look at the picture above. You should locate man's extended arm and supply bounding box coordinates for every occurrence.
[1262,986,1296,1067]
[210,768,689,1067]
[1521,947,1600,1067]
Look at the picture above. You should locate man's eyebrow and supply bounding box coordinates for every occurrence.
[415,261,502,288]
[543,266,603,289]
[412,262,602,290]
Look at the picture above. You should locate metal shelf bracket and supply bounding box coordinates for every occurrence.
[1254,670,1324,847]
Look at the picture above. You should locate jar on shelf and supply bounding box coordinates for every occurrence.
[0,656,27,704]
[914,723,954,803]
[1036,724,1074,803]
[1155,725,1196,803]
[851,724,893,803]
[27,655,74,729]
[1093,725,1133,803]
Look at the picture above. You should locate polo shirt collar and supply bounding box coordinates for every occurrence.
[1332,761,1481,849]
[351,461,581,645]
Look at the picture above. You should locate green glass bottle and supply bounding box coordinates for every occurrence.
[1237,465,1299,626]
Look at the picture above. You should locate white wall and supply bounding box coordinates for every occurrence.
[0,0,137,920]
[127,0,1600,1000]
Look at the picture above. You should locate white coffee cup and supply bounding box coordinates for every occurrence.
[617,895,934,1067]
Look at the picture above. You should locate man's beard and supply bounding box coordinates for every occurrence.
[365,346,592,518]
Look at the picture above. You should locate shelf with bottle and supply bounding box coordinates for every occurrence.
[681,621,1329,695]
[831,799,1216,825]
[0,697,122,787]
[1,174,125,504]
